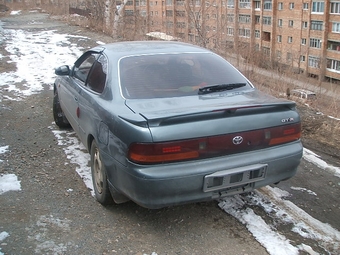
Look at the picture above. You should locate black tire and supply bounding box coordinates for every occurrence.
[91,140,113,205]
[53,92,70,128]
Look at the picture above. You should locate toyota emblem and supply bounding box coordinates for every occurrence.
[232,136,243,145]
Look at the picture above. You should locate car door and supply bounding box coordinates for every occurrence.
[59,51,100,136]
[77,54,108,147]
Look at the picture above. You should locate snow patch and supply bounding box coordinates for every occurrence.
[0,29,85,98]
[26,215,72,254]
[290,186,317,196]
[10,10,21,15]
[219,196,299,255]
[50,126,93,195]
[303,148,340,178]
[0,174,21,194]
[0,231,9,255]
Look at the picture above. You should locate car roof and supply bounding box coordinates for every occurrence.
[94,41,211,58]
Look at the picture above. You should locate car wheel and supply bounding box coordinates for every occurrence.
[91,140,113,205]
[53,92,70,128]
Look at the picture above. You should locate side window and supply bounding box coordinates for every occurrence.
[73,53,98,83]
[87,55,107,93]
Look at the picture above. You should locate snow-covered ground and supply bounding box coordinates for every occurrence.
[1,10,340,255]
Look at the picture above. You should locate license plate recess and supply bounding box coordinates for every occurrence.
[203,164,267,192]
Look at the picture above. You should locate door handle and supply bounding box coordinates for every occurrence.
[74,97,78,102]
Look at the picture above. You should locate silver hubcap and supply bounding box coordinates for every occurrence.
[93,148,104,194]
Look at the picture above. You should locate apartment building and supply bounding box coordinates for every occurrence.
[122,0,340,83]
[2,0,339,83]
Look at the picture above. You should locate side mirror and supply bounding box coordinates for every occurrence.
[55,65,70,75]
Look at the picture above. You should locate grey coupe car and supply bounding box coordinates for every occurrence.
[53,41,302,209]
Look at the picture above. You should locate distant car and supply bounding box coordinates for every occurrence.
[291,89,316,101]
[53,41,302,209]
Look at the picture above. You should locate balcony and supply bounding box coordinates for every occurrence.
[328,40,340,52]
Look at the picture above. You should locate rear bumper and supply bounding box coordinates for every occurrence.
[103,141,303,209]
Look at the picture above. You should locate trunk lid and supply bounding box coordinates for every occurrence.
[124,89,300,142]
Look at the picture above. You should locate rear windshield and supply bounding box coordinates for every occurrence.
[119,53,251,99]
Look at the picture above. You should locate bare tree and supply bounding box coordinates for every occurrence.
[185,0,208,47]
[113,0,129,39]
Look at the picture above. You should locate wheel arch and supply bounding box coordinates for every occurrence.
[87,134,95,153]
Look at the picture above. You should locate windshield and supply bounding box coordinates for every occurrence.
[119,53,252,99]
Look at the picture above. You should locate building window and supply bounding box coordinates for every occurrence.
[327,59,340,71]
[276,50,281,59]
[327,40,340,51]
[125,9,134,15]
[263,16,272,25]
[166,21,174,28]
[308,56,320,68]
[227,27,234,35]
[300,55,306,62]
[288,36,293,43]
[195,12,201,19]
[332,22,340,33]
[330,2,340,14]
[287,52,292,61]
[255,15,260,24]
[227,14,234,22]
[255,30,260,38]
[176,0,184,5]
[166,10,173,16]
[289,2,294,9]
[254,0,261,9]
[239,14,251,23]
[176,22,185,28]
[302,21,308,28]
[166,0,173,5]
[312,1,324,13]
[311,20,323,30]
[303,3,309,9]
[239,0,250,8]
[227,0,234,8]
[310,38,322,48]
[262,47,270,56]
[278,2,283,10]
[301,38,307,45]
[239,28,251,37]
[263,0,272,10]
[277,35,282,42]
[263,31,271,41]
[289,20,294,27]
[278,19,283,27]
[176,10,185,17]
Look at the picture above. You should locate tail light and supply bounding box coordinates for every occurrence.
[128,123,301,164]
